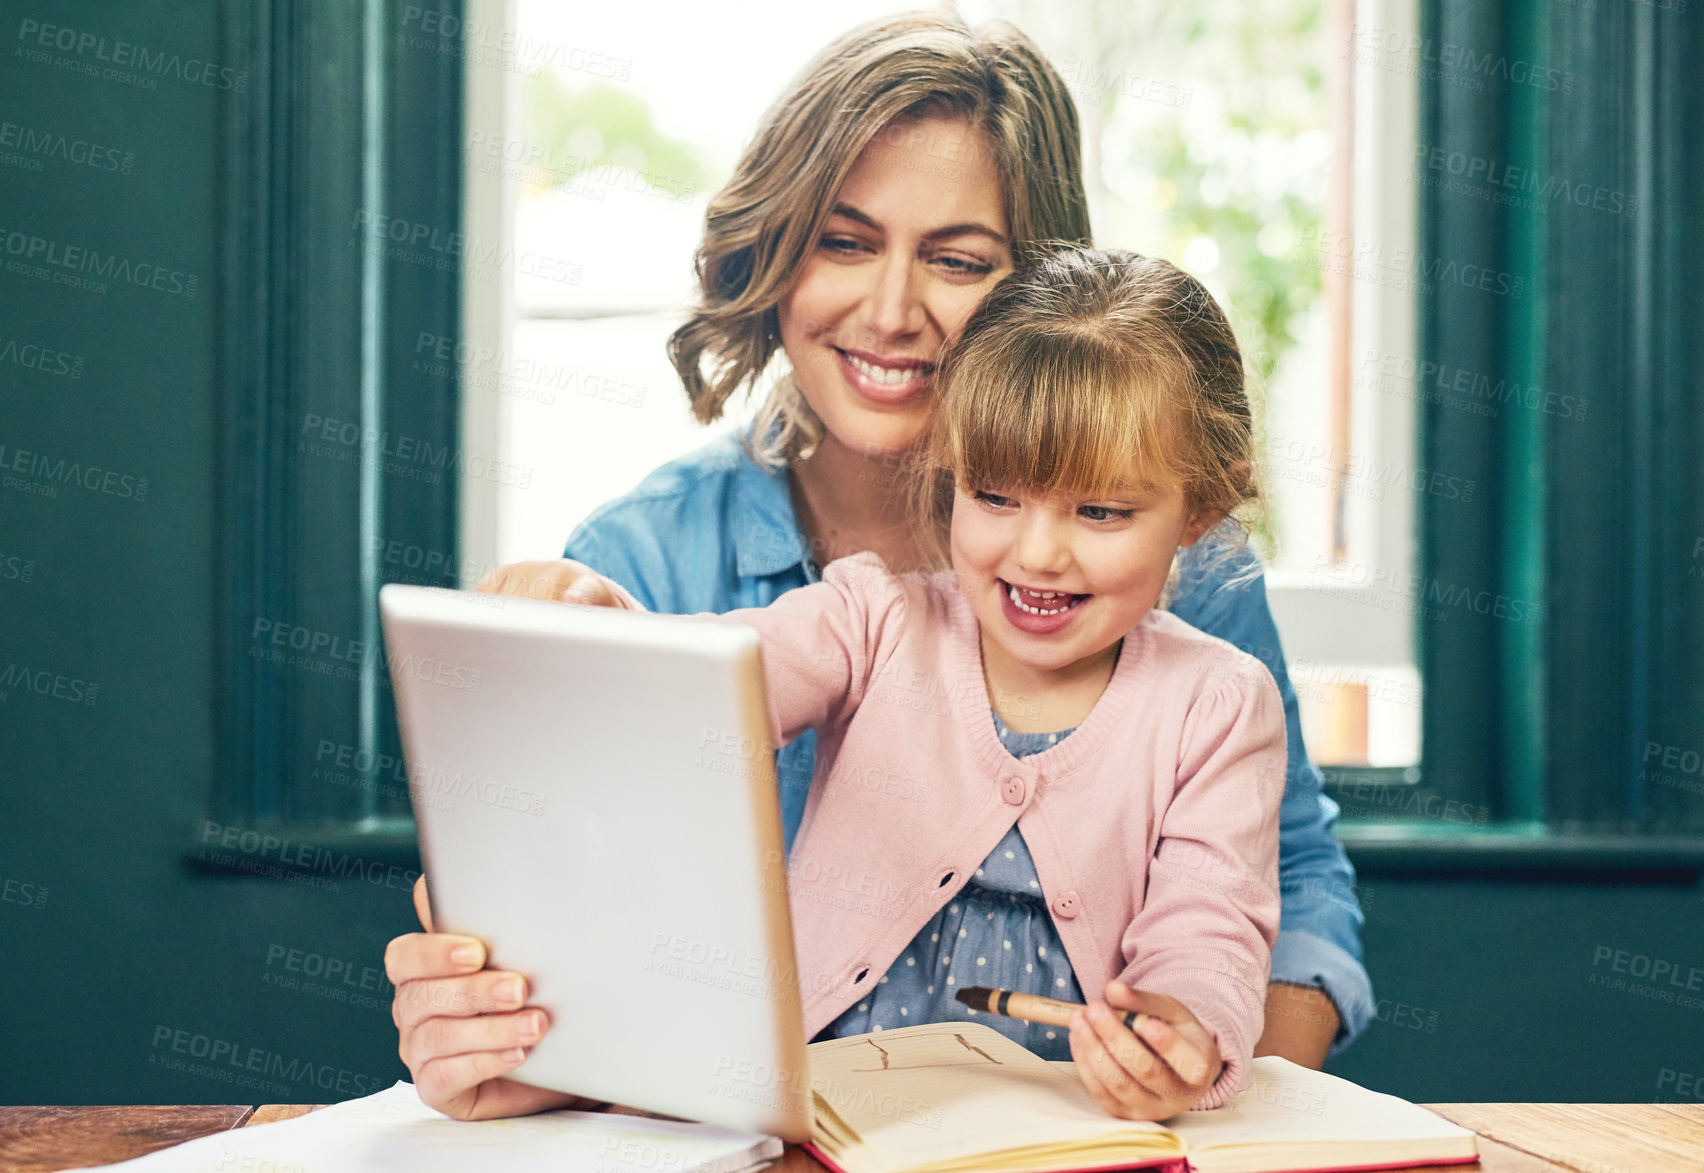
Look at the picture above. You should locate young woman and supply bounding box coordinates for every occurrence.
[385,12,1368,1120]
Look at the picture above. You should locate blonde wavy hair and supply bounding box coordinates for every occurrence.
[911,248,1262,572]
[667,9,1092,466]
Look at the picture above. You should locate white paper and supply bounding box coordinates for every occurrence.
[61,1081,782,1173]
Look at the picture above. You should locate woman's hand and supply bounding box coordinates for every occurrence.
[1069,980,1223,1121]
[386,876,584,1119]
[475,559,626,608]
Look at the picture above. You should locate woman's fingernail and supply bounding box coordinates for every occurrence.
[493,978,523,1005]
[502,1047,525,1063]
[451,945,482,966]
[517,1011,544,1042]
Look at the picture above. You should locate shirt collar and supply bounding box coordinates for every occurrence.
[730,429,814,580]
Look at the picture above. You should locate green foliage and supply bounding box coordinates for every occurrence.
[522,72,710,194]
[995,0,1332,555]
[1000,0,1330,390]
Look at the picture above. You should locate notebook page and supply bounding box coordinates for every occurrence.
[62,1081,782,1173]
[1169,1057,1476,1170]
[809,1023,1181,1171]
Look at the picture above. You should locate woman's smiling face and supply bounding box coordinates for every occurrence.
[777,114,1013,460]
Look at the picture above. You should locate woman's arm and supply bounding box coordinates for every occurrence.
[1168,544,1372,1064]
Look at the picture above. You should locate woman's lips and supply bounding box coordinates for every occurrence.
[835,347,934,405]
[997,579,1089,635]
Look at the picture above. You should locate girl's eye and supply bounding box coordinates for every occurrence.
[973,490,1016,509]
[1079,504,1135,522]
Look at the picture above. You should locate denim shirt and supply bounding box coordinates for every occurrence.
[565,429,1373,1054]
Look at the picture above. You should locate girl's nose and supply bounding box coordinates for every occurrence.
[862,252,925,342]
[1013,512,1072,574]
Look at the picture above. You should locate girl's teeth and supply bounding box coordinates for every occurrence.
[1007,584,1078,616]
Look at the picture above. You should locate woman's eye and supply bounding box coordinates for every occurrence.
[973,490,1015,509]
[932,253,994,278]
[1079,504,1135,522]
[819,235,868,256]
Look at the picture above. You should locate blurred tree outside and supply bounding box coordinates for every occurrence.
[520,72,712,203]
[997,0,1331,553]
[999,0,1328,388]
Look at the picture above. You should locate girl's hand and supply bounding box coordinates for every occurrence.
[1069,980,1223,1121]
[386,876,586,1119]
[475,559,626,608]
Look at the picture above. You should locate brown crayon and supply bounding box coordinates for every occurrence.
[954,986,1146,1031]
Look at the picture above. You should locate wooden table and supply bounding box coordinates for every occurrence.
[1,1101,1700,1172]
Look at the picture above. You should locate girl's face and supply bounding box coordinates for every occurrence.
[950,479,1216,683]
[777,115,1013,460]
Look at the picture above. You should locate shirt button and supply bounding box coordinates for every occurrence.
[1051,892,1082,919]
[1002,776,1026,805]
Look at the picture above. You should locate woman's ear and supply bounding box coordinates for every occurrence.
[1180,460,1253,546]
[1179,506,1226,548]
[1222,459,1255,498]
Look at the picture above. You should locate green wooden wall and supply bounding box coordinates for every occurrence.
[0,0,421,1106]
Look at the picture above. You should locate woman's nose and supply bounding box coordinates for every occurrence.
[861,252,925,342]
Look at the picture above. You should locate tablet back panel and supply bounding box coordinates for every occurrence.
[379,585,810,1140]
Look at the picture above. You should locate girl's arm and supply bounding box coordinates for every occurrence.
[713,553,904,747]
[515,551,907,752]
[1113,664,1287,1109]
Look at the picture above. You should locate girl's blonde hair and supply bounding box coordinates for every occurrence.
[667,10,1091,466]
[913,247,1260,569]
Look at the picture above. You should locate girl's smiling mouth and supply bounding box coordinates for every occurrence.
[998,579,1090,633]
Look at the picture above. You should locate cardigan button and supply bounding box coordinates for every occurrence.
[1001,776,1025,805]
[1051,892,1082,919]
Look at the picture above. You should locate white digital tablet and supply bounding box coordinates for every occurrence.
[378,584,811,1141]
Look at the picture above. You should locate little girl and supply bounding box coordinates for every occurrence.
[566,248,1283,1118]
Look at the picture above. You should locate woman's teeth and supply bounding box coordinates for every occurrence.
[844,352,927,385]
[1007,584,1081,616]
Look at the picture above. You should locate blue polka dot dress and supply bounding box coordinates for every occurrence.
[819,712,1086,1059]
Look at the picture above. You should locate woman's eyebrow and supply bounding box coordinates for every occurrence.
[830,202,1008,246]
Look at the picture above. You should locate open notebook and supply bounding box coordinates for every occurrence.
[804,1022,1478,1173]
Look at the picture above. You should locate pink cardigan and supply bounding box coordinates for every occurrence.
[615,552,1285,1106]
